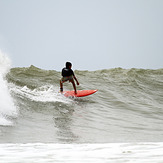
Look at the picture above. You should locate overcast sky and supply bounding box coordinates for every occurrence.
[0,0,163,71]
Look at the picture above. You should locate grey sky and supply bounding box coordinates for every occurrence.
[0,0,163,71]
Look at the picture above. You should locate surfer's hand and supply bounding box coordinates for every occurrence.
[77,81,79,85]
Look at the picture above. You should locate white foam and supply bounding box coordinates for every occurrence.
[0,50,17,126]
[0,50,11,75]
[11,84,72,104]
[0,143,163,162]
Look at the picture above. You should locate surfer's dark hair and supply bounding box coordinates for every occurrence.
[66,62,72,69]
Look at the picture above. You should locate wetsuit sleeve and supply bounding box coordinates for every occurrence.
[71,69,74,76]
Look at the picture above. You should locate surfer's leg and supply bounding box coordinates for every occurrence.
[72,82,77,94]
[60,77,68,92]
[70,79,77,94]
[60,80,63,93]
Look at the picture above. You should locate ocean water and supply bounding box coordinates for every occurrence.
[0,52,163,162]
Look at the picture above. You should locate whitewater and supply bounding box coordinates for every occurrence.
[0,52,163,162]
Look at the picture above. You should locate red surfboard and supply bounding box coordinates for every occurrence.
[63,90,97,97]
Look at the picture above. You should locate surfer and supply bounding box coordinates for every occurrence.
[60,62,79,94]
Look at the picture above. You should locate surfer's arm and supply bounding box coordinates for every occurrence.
[73,75,79,85]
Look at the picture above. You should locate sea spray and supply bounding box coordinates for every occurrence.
[0,50,17,126]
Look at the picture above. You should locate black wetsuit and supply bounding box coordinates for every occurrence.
[62,68,74,77]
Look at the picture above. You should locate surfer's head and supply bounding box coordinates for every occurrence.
[66,62,72,69]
